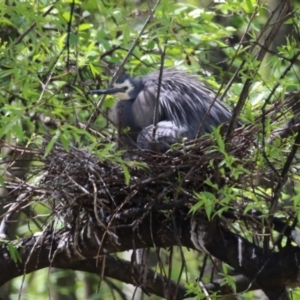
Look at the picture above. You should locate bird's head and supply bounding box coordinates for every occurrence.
[90,74,143,100]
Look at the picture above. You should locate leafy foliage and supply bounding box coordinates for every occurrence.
[0,0,300,299]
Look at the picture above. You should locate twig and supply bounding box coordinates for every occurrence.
[13,4,56,46]
[226,0,292,140]
[152,41,167,139]
[85,0,162,128]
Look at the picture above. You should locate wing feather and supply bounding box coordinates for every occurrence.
[142,69,233,137]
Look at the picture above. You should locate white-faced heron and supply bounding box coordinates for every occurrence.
[91,69,234,151]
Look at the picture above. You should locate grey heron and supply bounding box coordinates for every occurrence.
[91,69,234,151]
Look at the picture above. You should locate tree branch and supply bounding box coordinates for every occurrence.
[1,213,300,298]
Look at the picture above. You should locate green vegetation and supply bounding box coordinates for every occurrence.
[0,0,300,299]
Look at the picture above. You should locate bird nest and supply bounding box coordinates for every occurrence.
[1,127,257,236]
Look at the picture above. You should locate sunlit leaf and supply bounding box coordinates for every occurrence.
[78,23,93,31]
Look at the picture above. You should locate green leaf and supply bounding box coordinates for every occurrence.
[62,12,72,22]
[44,130,60,157]
[0,174,4,187]
[78,23,93,31]
[12,119,24,141]
[121,163,130,185]
[7,243,22,263]
[122,26,130,45]
[68,33,78,45]
[192,191,216,219]
[214,127,225,153]
[244,0,254,13]
[59,133,70,151]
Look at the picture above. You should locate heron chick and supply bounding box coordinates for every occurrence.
[91,69,233,151]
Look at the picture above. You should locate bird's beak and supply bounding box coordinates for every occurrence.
[90,88,122,95]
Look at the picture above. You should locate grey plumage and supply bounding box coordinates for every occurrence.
[91,69,234,151]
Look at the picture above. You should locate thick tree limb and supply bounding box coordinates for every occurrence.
[0,213,300,299]
[59,256,262,299]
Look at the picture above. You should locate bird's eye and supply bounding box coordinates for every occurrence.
[123,87,128,91]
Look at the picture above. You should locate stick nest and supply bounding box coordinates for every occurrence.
[3,127,256,234]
